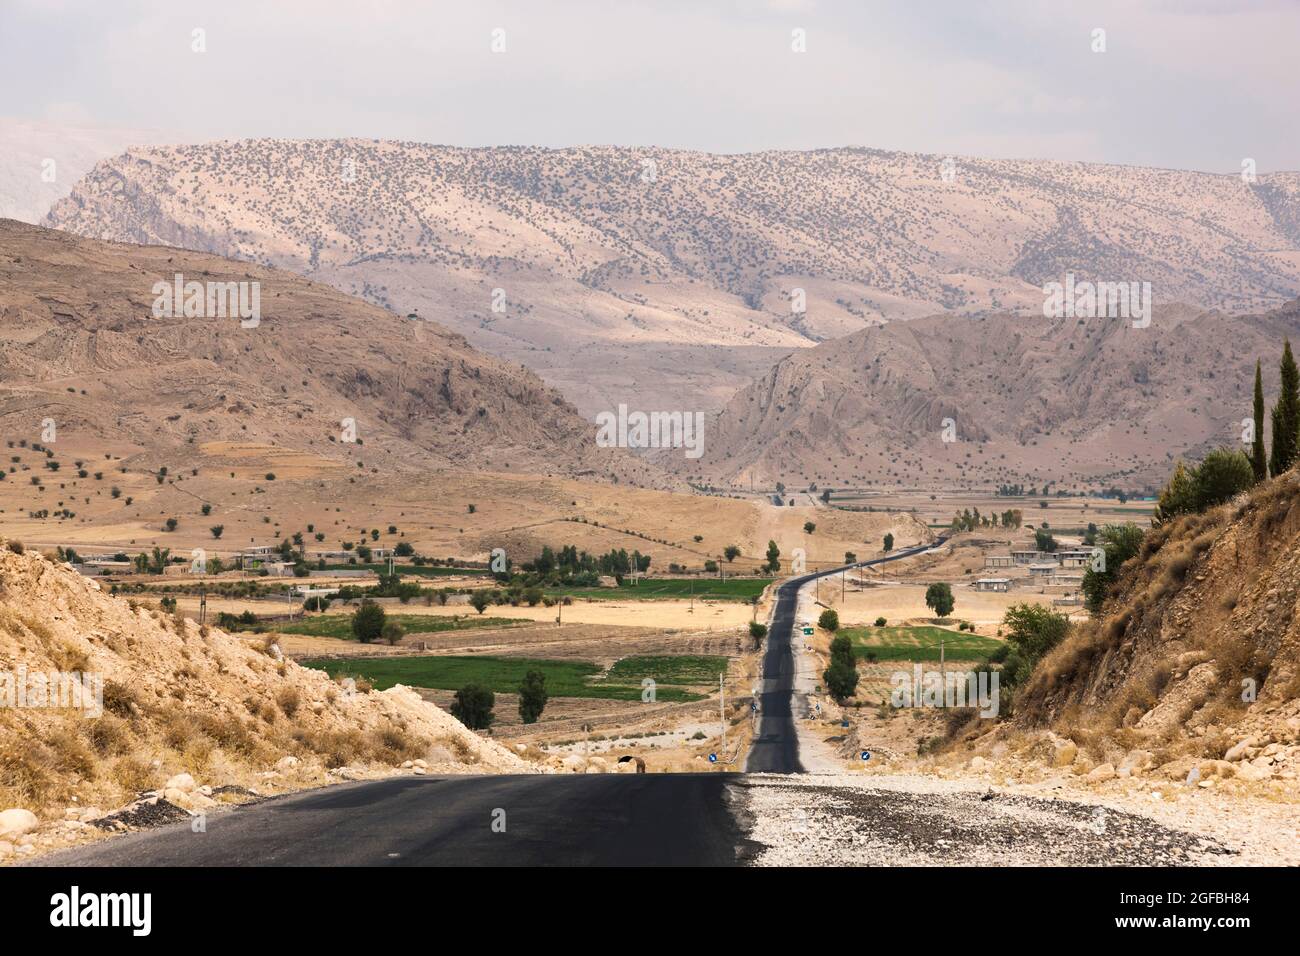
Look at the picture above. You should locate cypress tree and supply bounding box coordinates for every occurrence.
[1250,360,1267,482]
[1269,339,1300,477]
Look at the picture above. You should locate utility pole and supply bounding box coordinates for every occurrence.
[720,674,725,757]
[199,586,207,626]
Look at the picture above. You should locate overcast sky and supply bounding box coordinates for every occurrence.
[2,0,1296,172]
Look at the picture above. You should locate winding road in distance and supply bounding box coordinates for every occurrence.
[36,536,946,867]
[744,537,947,774]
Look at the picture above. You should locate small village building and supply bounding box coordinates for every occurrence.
[973,577,1011,592]
[1027,562,1057,578]
[983,554,1014,568]
[1011,550,1041,565]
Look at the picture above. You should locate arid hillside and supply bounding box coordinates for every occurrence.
[0,540,531,854]
[0,219,658,487]
[45,140,1300,416]
[957,467,1300,792]
[1020,470,1300,735]
[687,301,1300,489]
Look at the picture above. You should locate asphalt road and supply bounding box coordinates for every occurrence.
[36,774,755,867]
[744,539,944,774]
[35,539,943,867]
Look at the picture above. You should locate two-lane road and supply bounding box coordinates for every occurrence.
[744,537,944,773]
[37,774,754,867]
[34,537,944,867]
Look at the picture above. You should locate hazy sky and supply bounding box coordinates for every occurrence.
[2,0,1296,172]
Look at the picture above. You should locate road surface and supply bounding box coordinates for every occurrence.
[36,774,754,867]
[744,538,944,774]
[36,538,967,868]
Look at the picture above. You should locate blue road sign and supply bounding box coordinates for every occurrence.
[860,750,871,761]
[708,753,717,763]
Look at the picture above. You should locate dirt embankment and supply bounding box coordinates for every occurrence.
[927,470,1300,798]
[0,542,534,860]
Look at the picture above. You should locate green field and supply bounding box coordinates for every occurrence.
[276,614,524,640]
[298,654,726,701]
[843,625,1001,662]
[320,563,488,577]
[603,655,728,685]
[545,577,771,602]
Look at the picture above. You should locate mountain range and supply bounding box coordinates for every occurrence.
[44,139,1300,423]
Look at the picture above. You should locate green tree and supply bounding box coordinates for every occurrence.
[1155,449,1255,523]
[724,545,741,562]
[822,634,859,703]
[1190,448,1254,510]
[1034,527,1057,552]
[381,621,404,645]
[882,533,894,552]
[517,669,548,724]
[1154,460,1195,524]
[1250,360,1268,482]
[210,524,224,539]
[748,621,768,648]
[351,600,386,643]
[803,521,816,534]
[924,582,954,618]
[765,539,781,573]
[1000,603,1070,687]
[1270,338,1300,477]
[469,591,491,614]
[450,684,495,730]
[818,608,840,632]
[1080,523,1144,613]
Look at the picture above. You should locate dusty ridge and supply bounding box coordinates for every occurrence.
[693,302,1300,487]
[0,541,531,859]
[0,218,661,487]
[45,140,1300,415]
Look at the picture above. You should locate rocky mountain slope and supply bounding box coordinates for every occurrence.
[931,467,1300,798]
[0,118,177,226]
[1018,467,1300,759]
[685,301,1300,489]
[44,139,1300,416]
[0,219,659,487]
[0,540,530,858]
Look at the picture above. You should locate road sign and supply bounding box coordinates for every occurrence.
[802,626,814,636]
[707,753,717,763]
[860,751,871,761]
